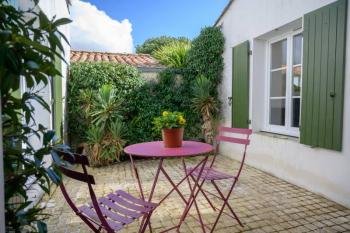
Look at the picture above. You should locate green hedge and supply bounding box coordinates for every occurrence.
[187,27,225,97]
[122,69,202,144]
[68,62,143,146]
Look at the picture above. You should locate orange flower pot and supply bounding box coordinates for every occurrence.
[162,128,184,148]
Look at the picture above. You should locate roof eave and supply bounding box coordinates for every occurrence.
[214,0,234,26]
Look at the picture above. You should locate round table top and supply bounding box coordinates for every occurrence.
[124,141,213,158]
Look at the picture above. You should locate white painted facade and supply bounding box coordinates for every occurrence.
[217,0,350,207]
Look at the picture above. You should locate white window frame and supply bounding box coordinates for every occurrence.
[264,29,303,137]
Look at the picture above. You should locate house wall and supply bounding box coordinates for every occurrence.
[217,0,350,207]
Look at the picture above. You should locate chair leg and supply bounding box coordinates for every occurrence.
[148,221,153,233]
[139,211,153,233]
[78,214,101,233]
[177,156,209,231]
[212,181,242,226]
[209,180,243,233]
[189,174,216,211]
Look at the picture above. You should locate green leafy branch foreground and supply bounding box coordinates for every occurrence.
[1,1,71,232]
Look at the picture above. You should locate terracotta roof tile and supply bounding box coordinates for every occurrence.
[70,50,165,69]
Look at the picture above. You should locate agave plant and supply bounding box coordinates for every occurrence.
[89,84,123,130]
[86,125,104,166]
[153,41,191,68]
[192,75,218,143]
[83,85,127,166]
[80,89,95,116]
[109,120,127,161]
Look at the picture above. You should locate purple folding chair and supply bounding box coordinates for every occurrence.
[54,150,157,233]
[184,126,252,232]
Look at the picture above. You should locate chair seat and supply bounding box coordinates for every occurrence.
[186,167,235,180]
[78,190,157,231]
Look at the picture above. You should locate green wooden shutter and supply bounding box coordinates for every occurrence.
[232,41,250,128]
[300,0,347,151]
[53,55,63,139]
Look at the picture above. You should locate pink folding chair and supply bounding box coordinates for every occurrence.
[184,126,252,232]
[54,150,157,233]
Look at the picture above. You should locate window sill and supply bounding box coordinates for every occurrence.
[256,131,300,142]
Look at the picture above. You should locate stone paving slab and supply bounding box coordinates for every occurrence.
[42,155,350,233]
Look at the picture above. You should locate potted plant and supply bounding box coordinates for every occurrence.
[153,111,186,148]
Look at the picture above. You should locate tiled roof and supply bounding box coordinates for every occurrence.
[70,50,165,69]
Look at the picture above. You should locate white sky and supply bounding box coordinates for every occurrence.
[70,0,133,53]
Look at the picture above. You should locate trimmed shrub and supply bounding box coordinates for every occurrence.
[68,62,143,146]
[187,27,225,91]
[122,69,202,144]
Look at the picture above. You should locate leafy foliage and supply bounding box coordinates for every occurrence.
[89,85,123,129]
[187,27,225,94]
[67,62,143,146]
[123,69,202,144]
[85,120,127,166]
[136,36,190,54]
[78,85,126,166]
[0,1,71,232]
[153,111,186,132]
[184,26,225,141]
[68,27,224,150]
[153,41,191,68]
[192,75,218,143]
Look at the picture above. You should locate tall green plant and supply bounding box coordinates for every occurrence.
[192,75,218,143]
[89,85,122,129]
[83,85,126,166]
[68,62,143,146]
[187,27,225,93]
[0,0,71,232]
[153,41,191,68]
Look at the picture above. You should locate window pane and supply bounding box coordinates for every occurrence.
[270,99,285,126]
[291,98,300,127]
[292,66,301,96]
[293,34,302,65]
[271,39,287,69]
[270,70,286,97]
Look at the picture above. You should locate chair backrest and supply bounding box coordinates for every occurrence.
[54,149,114,232]
[56,150,95,184]
[212,126,252,179]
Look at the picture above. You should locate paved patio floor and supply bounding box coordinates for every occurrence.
[42,155,350,233]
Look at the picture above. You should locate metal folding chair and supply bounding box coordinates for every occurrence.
[184,126,252,232]
[54,150,157,233]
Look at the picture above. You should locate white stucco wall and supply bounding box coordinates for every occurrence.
[218,0,350,207]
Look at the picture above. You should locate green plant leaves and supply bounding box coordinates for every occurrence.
[153,41,191,68]
[187,27,225,95]
[37,221,48,233]
[67,62,143,146]
[1,1,71,232]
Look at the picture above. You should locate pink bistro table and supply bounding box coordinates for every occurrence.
[124,141,213,232]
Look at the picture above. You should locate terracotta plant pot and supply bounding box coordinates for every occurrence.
[162,128,184,148]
